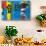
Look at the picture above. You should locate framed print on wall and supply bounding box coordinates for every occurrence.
[2,0,30,21]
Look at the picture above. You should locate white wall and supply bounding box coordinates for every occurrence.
[0,0,46,42]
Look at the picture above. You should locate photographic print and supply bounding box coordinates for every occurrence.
[2,0,30,21]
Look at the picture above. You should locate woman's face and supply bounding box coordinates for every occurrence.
[42,8,46,14]
[40,6,46,14]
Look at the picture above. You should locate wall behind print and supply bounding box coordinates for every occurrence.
[0,0,46,38]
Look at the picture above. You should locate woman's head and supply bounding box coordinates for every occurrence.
[40,6,46,14]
